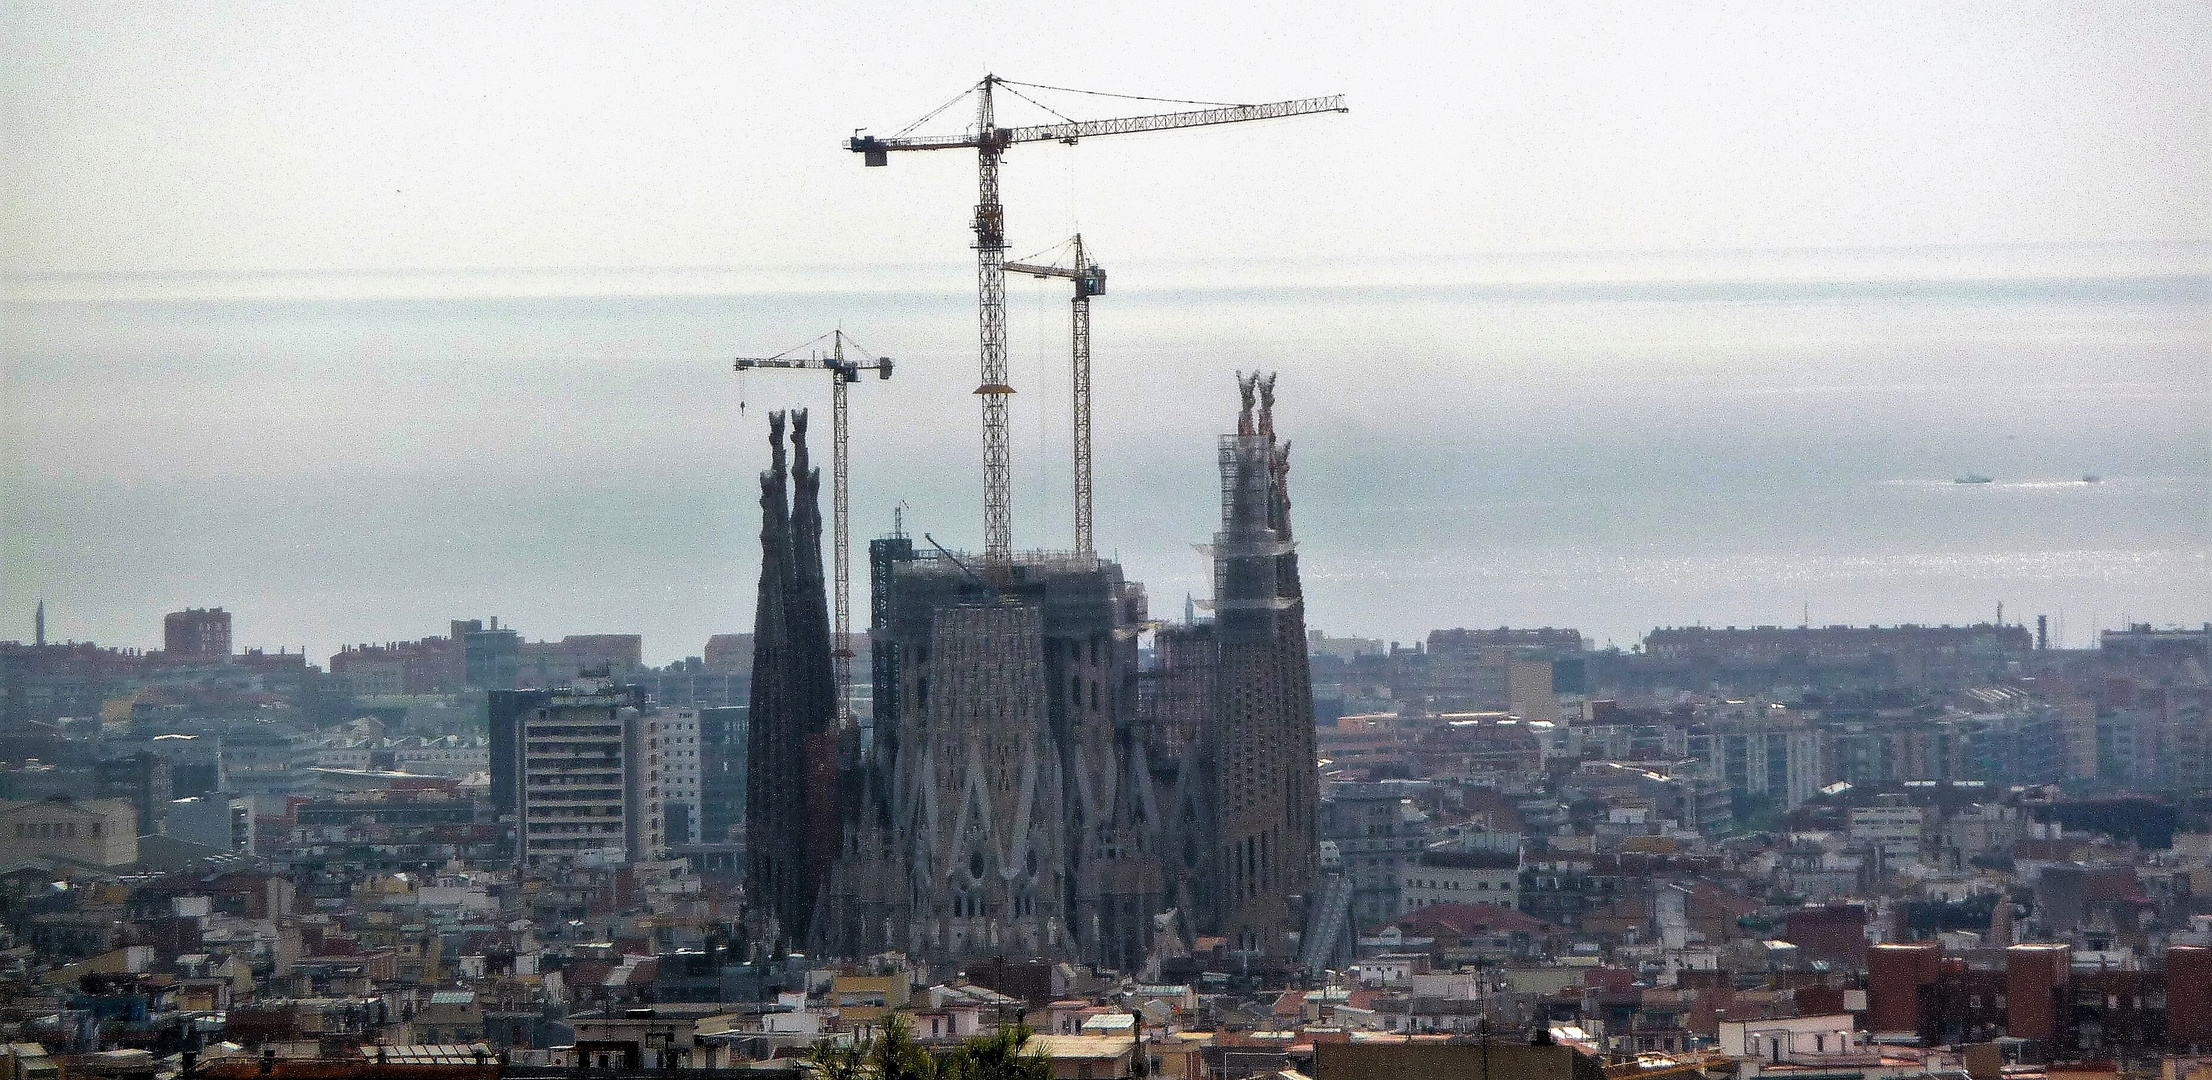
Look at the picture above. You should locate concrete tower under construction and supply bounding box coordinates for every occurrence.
[818,544,1153,967]
[814,375,1317,970]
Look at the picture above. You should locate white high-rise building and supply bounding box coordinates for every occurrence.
[652,709,703,846]
[496,687,667,867]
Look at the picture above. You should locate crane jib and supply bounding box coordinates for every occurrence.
[848,94,1347,163]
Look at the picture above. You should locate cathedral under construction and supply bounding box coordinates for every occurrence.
[744,375,1319,971]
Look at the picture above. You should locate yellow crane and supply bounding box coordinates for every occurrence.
[850,76,1346,570]
[734,330,894,724]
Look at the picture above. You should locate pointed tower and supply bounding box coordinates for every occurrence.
[745,413,802,945]
[786,411,845,943]
[1207,372,1320,958]
[745,411,842,949]
[788,411,839,732]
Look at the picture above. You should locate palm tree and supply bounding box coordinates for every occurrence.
[808,1030,871,1080]
[807,1015,1048,1080]
[875,1014,941,1080]
[944,1023,1050,1080]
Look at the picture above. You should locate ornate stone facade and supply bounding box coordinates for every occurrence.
[806,377,1317,967]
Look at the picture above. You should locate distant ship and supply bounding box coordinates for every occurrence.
[1954,474,1994,485]
[2083,474,2102,483]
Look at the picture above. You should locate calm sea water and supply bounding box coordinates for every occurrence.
[4,268,2206,661]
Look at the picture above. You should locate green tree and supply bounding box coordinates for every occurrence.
[807,1016,1048,1080]
[944,1023,1050,1080]
[807,1030,871,1080]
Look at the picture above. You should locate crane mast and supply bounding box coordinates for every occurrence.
[851,76,1346,570]
[1006,234,1106,556]
[971,80,1014,569]
[1068,234,1091,558]
[734,331,895,725]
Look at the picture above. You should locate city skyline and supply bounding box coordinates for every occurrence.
[7,4,2212,1075]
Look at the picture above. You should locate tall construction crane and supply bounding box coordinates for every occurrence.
[850,76,1347,570]
[734,330,894,724]
[1005,234,1106,556]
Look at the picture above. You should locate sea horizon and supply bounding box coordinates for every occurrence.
[5,247,2206,665]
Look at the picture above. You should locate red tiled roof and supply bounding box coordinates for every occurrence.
[1385,903,1559,938]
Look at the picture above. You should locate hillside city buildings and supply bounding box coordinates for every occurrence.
[1,404,2207,1080]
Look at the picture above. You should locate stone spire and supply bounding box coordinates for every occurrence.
[746,412,803,947]
[786,410,843,946]
[1208,373,1318,958]
[745,409,845,950]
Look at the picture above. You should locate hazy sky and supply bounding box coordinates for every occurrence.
[5,1,2207,288]
[4,2,2207,663]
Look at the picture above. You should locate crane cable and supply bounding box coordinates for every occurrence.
[750,329,884,364]
[890,83,980,139]
[993,81,1080,127]
[886,78,1256,139]
[1011,235,1079,268]
[995,79,1254,110]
